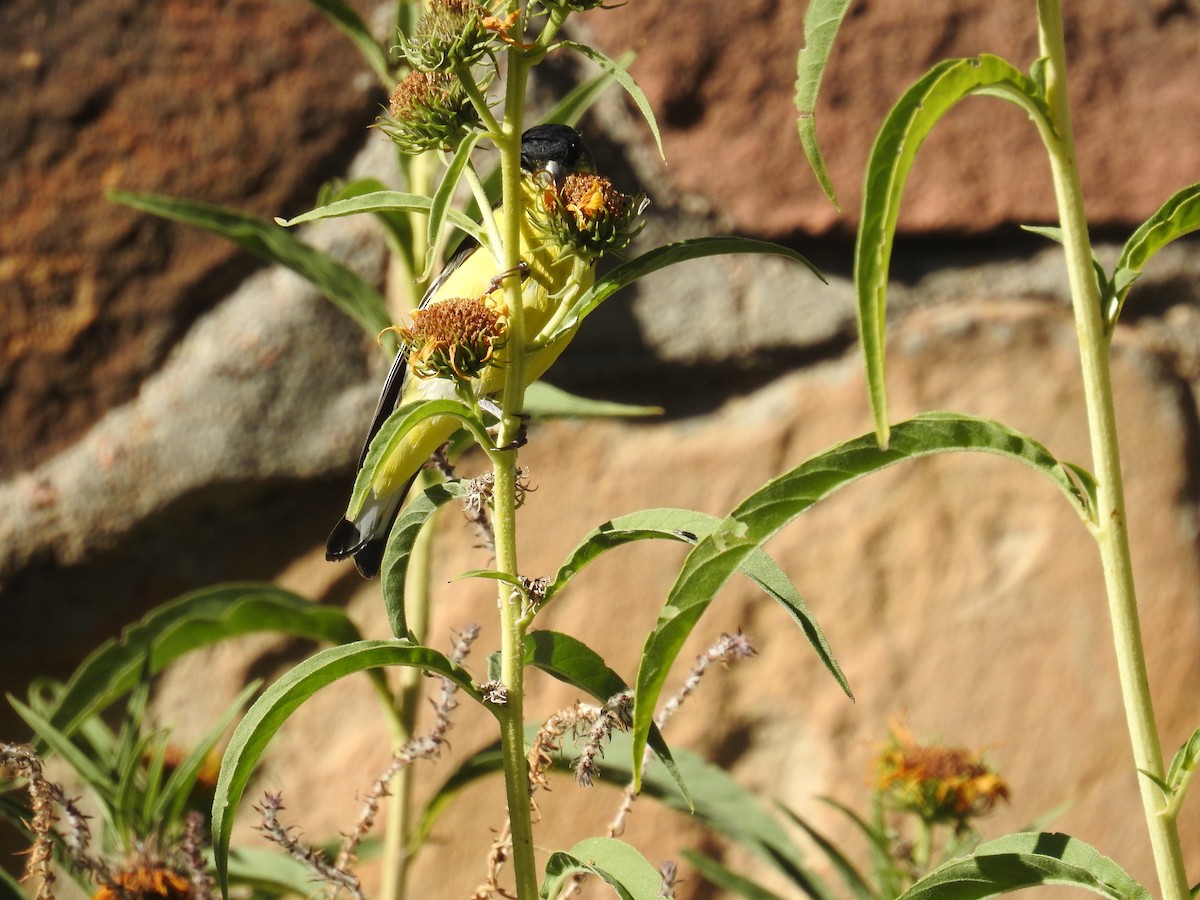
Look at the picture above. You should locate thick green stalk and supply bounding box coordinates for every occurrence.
[1036,3,1189,896]
[490,44,539,900]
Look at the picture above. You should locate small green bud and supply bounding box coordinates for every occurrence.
[379,70,479,154]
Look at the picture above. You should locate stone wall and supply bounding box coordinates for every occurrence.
[3,1,1199,897]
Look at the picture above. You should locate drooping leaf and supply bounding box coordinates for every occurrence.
[540,837,663,900]
[212,640,485,896]
[380,481,472,639]
[108,191,392,340]
[542,51,636,127]
[794,0,855,210]
[554,42,665,161]
[898,832,1150,900]
[543,508,850,697]
[854,55,1051,447]
[40,584,368,741]
[630,413,1093,783]
[1111,183,1200,328]
[543,237,824,345]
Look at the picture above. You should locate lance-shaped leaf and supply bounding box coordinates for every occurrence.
[108,191,392,340]
[275,190,487,247]
[683,852,793,900]
[422,133,486,281]
[540,837,663,900]
[897,832,1150,900]
[346,398,492,520]
[523,382,662,419]
[1164,725,1200,816]
[1110,183,1200,328]
[380,480,472,639]
[630,413,1093,784]
[39,584,368,741]
[854,55,1052,447]
[554,42,664,161]
[543,237,824,345]
[543,51,635,127]
[212,640,485,896]
[544,508,850,698]
[794,0,854,210]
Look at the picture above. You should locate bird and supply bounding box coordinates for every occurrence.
[326,123,601,577]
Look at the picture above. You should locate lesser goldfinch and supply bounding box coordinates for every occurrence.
[327,124,599,577]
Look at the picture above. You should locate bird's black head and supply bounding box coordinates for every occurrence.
[520,124,595,182]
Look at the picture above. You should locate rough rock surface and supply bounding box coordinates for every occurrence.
[581,0,1200,236]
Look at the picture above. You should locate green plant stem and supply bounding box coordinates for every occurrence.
[1036,3,1189,897]
[490,46,539,900]
[378,499,437,900]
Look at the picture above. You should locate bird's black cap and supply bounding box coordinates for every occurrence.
[520,124,595,179]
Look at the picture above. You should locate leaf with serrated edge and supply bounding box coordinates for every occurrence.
[630,413,1091,786]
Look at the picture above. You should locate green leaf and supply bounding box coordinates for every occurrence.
[775,804,878,900]
[554,42,665,162]
[631,413,1092,783]
[156,681,261,826]
[540,837,664,900]
[544,508,850,698]
[107,191,392,340]
[9,697,117,807]
[543,51,636,127]
[0,865,26,900]
[1111,183,1200,327]
[1165,725,1200,813]
[682,850,793,900]
[275,190,487,247]
[423,133,486,281]
[524,382,662,419]
[346,398,491,519]
[301,0,391,85]
[516,630,690,806]
[794,0,854,210]
[212,640,486,896]
[39,584,366,741]
[1020,225,1113,313]
[381,481,472,639]
[898,832,1151,900]
[854,55,1051,447]
[321,177,416,266]
[543,237,824,345]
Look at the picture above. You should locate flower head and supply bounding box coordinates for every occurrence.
[379,70,479,154]
[93,858,194,900]
[391,295,508,381]
[530,172,647,258]
[875,728,1009,828]
[401,0,496,71]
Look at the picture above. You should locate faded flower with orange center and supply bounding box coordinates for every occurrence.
[875,729,1010,828]
[531,172,647,258]
[391,295,508,381]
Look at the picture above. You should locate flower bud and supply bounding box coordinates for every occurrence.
[402,0,495,72]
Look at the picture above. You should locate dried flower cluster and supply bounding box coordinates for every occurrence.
[393,295,509,381]
[380,69,481,154]
[875,727,1010,829]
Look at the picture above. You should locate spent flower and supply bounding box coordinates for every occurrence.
[390,295,508,381]
[380,70,480,154]
[875,727,1010,829]
[401,0,496,71]
[531,172,647,258]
